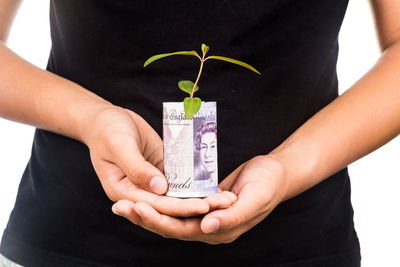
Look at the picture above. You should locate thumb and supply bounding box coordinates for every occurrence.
[131,159,168,195]
[111,137,168,195]
[200,185,261,234]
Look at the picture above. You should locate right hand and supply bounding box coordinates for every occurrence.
[81,105,236,217]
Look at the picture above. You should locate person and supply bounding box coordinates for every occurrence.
[194,121,218,190]
[0,0,399,266]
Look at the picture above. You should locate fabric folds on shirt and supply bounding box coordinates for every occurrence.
[1,0,361,266]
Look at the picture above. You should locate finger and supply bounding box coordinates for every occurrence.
[113,200,250,245]
[90,151,126,184]
[121,201,204,240]
[201,185,268,234]
[89,151,129,202]
[145,144,164,174]
[109,136,168,195]
[113,178,210,217]
[204,191,237,211]
[112,200,141,223]
[92,153,210,217]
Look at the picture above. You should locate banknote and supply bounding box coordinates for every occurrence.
[163,101,218,198]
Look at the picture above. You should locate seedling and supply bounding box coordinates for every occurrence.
[144,43,260,119]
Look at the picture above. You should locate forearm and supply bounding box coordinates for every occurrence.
[0,0,22,42]
[270,40,400,201]
[0,40,114,143]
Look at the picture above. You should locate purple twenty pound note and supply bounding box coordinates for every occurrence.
[162,101,218,198]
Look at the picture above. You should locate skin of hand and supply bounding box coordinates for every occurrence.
[1,0,398,246]
[1,7,237,218]
[112,155,287,244]
[111,0,400,243]
[82,105,237,217]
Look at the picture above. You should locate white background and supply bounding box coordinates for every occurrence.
[0,1,399,266]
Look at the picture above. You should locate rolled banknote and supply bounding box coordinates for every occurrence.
[163,101,218,198]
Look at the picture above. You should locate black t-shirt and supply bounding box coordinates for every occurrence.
[1,0,361,266]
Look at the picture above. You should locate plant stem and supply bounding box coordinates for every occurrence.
[190,58,205,98]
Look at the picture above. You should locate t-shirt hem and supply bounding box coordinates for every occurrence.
[0,229,112,267]
[1,228,361,267]
[271,245,361,267]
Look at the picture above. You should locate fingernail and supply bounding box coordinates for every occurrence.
[150,176,167,194]
[133,206,142,219]
[112,204,121,216]
[226,191,237,202]
[203,218,220,234]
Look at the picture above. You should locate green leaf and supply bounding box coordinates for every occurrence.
[183,97,202,119]
[201,43,209,57]
[178,80,199,94]
[144,50,201,67]
[206,55,261,75]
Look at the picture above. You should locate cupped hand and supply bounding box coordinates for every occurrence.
[112,155,289,244]
[82,105,236,217]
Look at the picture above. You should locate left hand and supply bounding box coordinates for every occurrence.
[111,155,290,244]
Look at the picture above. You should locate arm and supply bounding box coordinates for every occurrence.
[112,0,400,243]
[270,0,400,201]
[0,1,235,217]
[0,0,112,143]
[0,0,22,42]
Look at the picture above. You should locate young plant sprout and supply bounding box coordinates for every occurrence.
[144,43,261,119]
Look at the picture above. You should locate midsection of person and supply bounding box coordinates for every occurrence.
[0,0,361,266]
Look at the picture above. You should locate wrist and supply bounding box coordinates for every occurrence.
[267,137,320,201]
[257,154,291,203]
[31,81,115,144]
[75,101,121,146]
